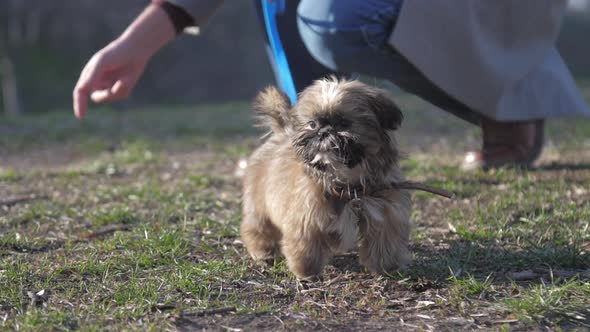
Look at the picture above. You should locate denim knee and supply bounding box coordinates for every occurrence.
[296,0,481,124]
[296,0,339,71]
[296,0,402,73]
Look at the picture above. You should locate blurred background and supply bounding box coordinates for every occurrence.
[0,0,274,115]
[1,0,590,115]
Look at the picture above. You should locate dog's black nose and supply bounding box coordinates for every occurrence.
[318,125,333,137]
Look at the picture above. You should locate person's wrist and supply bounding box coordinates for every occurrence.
[117,4,175,58]
[113,32,157,60]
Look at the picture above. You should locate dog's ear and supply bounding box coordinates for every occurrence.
[368,89,403,130]
[254,86,293,134]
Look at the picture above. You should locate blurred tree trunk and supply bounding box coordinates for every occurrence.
[1,54,21,116]
[0,0,24,116]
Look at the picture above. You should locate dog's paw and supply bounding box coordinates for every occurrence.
[296,274,323,285]
[250,251,278,264]
[287,257,325,280]
[360,250,411,275]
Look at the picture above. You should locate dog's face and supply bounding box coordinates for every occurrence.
[254,78,403,187]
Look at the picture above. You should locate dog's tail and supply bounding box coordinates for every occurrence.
[254,86,292,135]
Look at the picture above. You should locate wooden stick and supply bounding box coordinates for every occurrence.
[393,181,455,199]
[181,306,236,317]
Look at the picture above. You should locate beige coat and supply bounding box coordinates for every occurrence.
[389,0,590,120]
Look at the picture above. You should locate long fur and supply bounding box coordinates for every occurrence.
[241,78,411,279]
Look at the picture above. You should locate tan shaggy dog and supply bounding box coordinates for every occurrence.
[241,78,412,279]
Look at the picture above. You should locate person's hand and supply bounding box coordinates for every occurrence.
[73,4,175,119]
[73,40,149,119]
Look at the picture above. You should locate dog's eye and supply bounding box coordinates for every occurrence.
[306,121,318,130]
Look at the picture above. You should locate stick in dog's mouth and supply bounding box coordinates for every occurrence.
[392,181,455,199]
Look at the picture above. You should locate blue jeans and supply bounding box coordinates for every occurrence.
[255,0,481,125]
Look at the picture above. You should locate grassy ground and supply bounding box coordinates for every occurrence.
[1,92,590,331]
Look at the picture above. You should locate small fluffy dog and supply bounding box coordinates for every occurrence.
[241,78,411,279]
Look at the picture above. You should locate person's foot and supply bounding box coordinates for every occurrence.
[462,119,545,170]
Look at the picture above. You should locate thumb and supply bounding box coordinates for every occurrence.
[90,79,132,104]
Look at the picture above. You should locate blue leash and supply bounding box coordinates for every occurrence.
[261,0,297,105]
